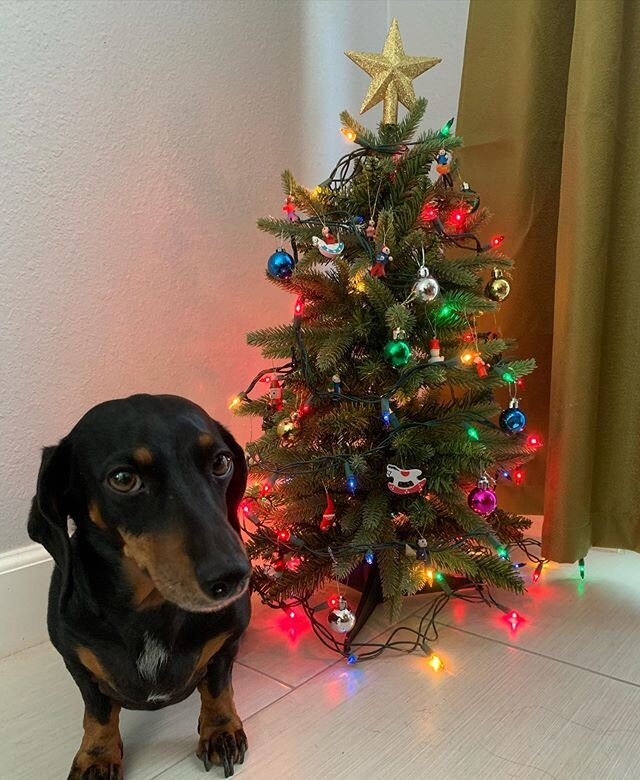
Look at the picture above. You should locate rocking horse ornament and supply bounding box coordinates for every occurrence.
[386,464,426,495]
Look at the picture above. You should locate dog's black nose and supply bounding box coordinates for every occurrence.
[202,565,250,601]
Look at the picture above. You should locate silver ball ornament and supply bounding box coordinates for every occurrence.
[327,597,356,634]
[412,266,440,302]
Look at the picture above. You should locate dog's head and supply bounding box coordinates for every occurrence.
[28,394,250,612]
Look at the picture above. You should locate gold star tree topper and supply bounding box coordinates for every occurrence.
[345,18,441,124]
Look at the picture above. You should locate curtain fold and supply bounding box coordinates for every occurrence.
[458,0,640,560]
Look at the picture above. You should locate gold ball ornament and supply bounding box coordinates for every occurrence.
[345,18,441,124]
[485,269,511,302]
[276,416,300,444]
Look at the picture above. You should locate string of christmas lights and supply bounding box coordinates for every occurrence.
[240,505,546,666]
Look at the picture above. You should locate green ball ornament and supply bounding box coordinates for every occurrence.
[384,338,411,367]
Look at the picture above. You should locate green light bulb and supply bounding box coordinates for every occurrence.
[467,426,480,441]
[578,557,585,579]
[497,546,508,559]
[440,117,454,137]
[502,371,515,383]
[435,572,444,582]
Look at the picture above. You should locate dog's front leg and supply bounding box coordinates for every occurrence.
[65,658,123,780]
[196,638,247,778]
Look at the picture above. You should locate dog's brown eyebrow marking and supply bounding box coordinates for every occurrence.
[198,433,214,447]
[88,501,107,530]
[133,447,153,466]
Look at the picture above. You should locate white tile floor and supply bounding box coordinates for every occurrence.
[2,544,640,780]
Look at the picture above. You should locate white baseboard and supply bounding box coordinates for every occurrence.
[0,543,53,659]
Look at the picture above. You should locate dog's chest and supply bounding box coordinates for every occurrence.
[135,632,173,703]
[96,628,205,709]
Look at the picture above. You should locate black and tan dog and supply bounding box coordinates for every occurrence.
[28,394,251,779]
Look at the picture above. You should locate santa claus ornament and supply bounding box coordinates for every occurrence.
[320,490,336,531]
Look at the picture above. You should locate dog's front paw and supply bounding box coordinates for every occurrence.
[197,723,247,778]
[67,750,123,780]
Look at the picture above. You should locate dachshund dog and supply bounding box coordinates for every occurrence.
[28,394,251,779]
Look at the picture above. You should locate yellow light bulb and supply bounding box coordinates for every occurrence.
[426,568,434,585]
[341,127,357,142]
[228,394,244,410]
[461,351,475,365]
[428,654,444,672]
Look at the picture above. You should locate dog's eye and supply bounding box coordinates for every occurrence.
[211,454,233,477]
[107,469,142,493]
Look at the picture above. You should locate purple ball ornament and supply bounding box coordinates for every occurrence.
[468,476,498,515]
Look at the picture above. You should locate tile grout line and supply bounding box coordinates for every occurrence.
[401,594,640,690]
[234,660,295,691]
[437,621,640,690]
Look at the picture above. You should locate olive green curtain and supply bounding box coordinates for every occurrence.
[457,0,640,561]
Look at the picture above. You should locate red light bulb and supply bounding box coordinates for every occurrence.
[508,610,521,630]
[516,378,525,388]
[449,207,467,227]
[272,558,286,572]
[294,296,304,316]
[421,204,438,221]
[261,481,272,496]
[277,529,291,543]
[491,235,504,248]
[514,469,524,486]
[527,434,541,447]
[328,595,340,608]
[288,609,296,619]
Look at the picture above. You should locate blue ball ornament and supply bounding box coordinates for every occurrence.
[267,248,294,279]
[499,403,527,433]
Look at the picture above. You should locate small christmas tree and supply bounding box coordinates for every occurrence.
[233,19,538,638]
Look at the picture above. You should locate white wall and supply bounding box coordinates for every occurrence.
[0,0,469,553]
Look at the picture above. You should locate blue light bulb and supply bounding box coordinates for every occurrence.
[346,654,357,664]
[365,550,374,565]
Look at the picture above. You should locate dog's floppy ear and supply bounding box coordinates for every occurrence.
[27,441,74,608]
[215,423,247,536]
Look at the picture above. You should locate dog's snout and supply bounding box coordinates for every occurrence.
[200,563,251,602]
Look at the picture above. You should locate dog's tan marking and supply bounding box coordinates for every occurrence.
[199,433,214,447]
[68,705,123,779]
[196,678,247,770]
[133,446,153,466]
[119,530,216,611]
[198,680,241,730]
[88,501,107,530]
[192,633,231,680]
[120,555,166,610]
[76,647,116,689]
